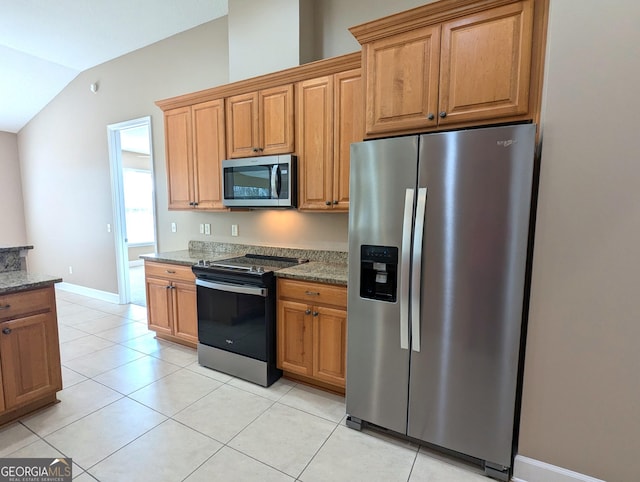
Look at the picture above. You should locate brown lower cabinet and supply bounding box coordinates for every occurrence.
[0,285,62,426]
[277,278,347,393]
[144,261,197,347]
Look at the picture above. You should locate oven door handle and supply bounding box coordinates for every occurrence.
[196,278,268,297]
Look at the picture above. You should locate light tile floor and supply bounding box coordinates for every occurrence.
[0,288,490,482]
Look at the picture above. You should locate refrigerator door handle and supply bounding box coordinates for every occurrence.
[400,188,414,350]
[411,187,427,352]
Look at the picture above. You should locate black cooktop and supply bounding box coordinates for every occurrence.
[194,254,308,275]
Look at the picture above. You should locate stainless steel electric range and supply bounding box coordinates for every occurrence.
[192,254,308,387]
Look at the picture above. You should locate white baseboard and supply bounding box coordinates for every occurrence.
[56,282,120,304]
[513,455,606,482]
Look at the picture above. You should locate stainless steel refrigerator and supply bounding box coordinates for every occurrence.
[346,124,536,481]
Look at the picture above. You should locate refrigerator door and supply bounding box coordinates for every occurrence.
[407,124,535,467]
[347,136,419,434]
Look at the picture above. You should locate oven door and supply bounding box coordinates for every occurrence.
[195,278,269,361]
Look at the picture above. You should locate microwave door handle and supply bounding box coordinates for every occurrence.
[271,165,279,199]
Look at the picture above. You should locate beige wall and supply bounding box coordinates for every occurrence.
[314,0,430,57]
[228,0,316,81]
[18,18,230,292]
[0,131,27,245]
[121,150,151,171]
[128,244,154,262]
[519,1,640,480]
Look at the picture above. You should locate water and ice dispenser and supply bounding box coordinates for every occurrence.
[359,245,398,302]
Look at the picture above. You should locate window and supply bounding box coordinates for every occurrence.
[123,169,154,245]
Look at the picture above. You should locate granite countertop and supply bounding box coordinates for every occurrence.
[276,262,347,286]
[0,245,34,253]
[140,250,238,266]
[141,247,348,285]
[0,271,62,295]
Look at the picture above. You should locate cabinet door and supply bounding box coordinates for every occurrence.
[172,281,198,344]
[333,69,364,211]
[438,0,534,125]
[226,92,259,158]
[146,277,173,336]
[296,76,334,210]
[277,300,313,376]
[259,84,294,155]
[0,313,62,409]
[165,106,194,209]
[364,25,440,136]
[313,306,347,388]
[192,99,227,210]
[0,360,5,412]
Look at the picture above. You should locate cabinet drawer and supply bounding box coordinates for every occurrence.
[144,262,195,283]
[278,279,347,308]
[0,287,53,322]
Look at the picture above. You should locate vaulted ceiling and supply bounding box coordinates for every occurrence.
[0,0,228,133]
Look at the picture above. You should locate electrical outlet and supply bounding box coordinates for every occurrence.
[68,266,73,274]
[199,224,204,234]
[204,223,211,235]
[171,222,177,233]
[231,224,238,237]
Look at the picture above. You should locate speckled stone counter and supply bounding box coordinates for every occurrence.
[0,245,33,272]
[140,249,237,266]
[141,241,348,285]
[276,262,348,285]
[0,271,63,295]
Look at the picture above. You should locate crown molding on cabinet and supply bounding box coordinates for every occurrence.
[156,52,361,111]
[349,0,542,43]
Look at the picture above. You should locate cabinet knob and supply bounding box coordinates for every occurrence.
[305,309,312,315]
[313,311,319,317]
[2,327,11,335]
[325,201,331,206]
[427,113,435,120]
[193,202,199,206]
[333,200,338,205]
[252,147,259,153]
[166,285,172,289]
[439,111,447,118]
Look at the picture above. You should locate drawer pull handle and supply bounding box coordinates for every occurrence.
[166,270,176,274]
[305,291,320,296]
[2,328,11,335]
[0,304,10,310]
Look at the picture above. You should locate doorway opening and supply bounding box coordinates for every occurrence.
[107,117,157,305]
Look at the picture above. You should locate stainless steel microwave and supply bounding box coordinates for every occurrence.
[222,155,297,208]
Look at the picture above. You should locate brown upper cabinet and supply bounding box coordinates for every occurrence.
[164,99,227,210]
[226,84,295,158]
[297,69,364,211]
[350,0,548,137]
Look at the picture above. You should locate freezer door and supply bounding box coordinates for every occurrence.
[346,136,419,434]
[407,124,535,467]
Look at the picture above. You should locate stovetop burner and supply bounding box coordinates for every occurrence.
[194,253,308,276]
